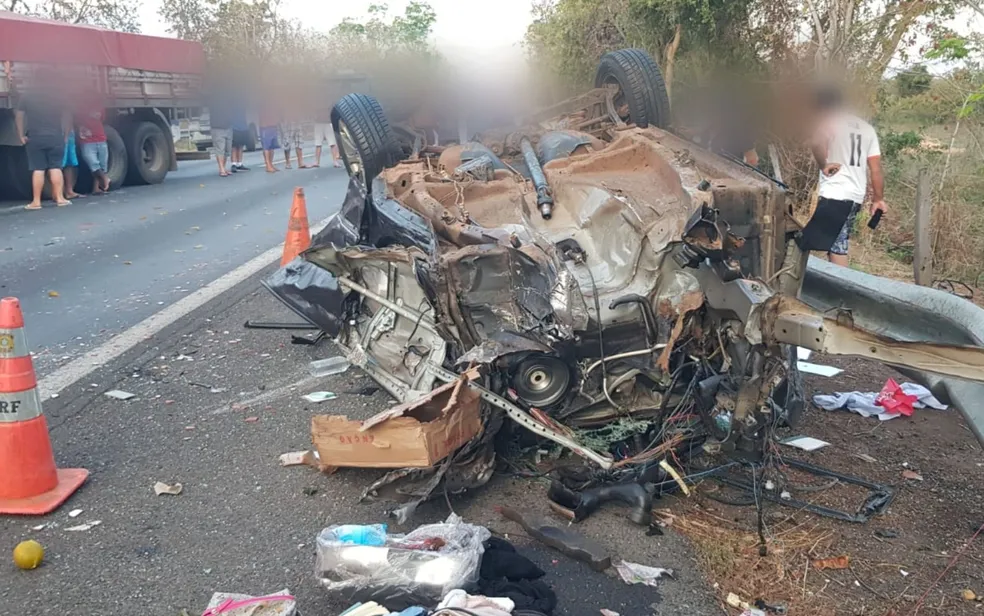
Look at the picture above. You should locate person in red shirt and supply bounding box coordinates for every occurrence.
[77,96,110,194]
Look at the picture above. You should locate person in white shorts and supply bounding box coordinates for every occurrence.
[313,102,341,168]
[798,86,887,267]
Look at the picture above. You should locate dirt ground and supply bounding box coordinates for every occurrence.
[667,354,984,615]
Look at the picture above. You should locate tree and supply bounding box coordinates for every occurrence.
[897,64,932,97]
[160,0,292,65]
[5,0,139,31]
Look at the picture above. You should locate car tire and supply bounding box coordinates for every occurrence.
[594,48,671,129]
[123,121,169,185]
[246,123,258,152]
[104,125,128,191]
[331,93,396,192]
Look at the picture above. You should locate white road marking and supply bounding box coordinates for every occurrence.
[38,216,333,399]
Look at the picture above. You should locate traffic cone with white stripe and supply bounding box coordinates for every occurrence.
[0,297,87,514]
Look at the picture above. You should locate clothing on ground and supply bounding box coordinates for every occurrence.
[260,126,280,151]
[17,91,65,142]
[814,382,947,421]
[817,111,880,203]
[62,131,78,168]
[477,537,556,615]
[82,141,109,173]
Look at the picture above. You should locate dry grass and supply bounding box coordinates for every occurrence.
[662,505,839,616]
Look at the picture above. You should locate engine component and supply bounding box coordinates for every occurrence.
[511,356,572,408]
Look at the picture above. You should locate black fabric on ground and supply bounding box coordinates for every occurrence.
[480,536,545,581]
[479,537,556,615]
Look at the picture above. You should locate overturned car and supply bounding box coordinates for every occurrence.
[266,49,984,522]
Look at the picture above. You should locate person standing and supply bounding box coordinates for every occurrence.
[14,77,72,209]
[77,95,110,194]
[62,126,81,199]
[259,102,280,173]
[280,107,306,169]
[801,86,887,266]
[230,96,250,172]
[208,91,233,177]
[313,99,341,168]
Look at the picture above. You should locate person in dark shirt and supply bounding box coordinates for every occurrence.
[15,85,72,209]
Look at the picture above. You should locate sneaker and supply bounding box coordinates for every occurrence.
[230,166,238,173]
[238,164,250,171]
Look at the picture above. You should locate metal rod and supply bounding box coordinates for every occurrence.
[243,321,319,330]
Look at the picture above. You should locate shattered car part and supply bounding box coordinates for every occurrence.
[547,481,652,526]
[499,506,612,572]
[265,47,984,520]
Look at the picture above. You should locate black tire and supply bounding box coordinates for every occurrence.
[246,123,258,152]
[594,48,671,129]
[104,125,128,191]
[123,121,169,185]
[0,145,31,200]
[331,93,396,192]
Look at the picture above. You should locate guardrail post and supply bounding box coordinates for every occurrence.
[913,167,933,287]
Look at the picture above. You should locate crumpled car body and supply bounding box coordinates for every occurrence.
[264,51,984,520]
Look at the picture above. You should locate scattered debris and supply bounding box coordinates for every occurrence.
[726,592,765,616]
[65,520,102,532]
[779,436,830,452]
[12,539,44,570]
[338,602,390,616]
[614,560,674,587]
[312,374,481,468]
[47,290,59,298]
[303,391,337,403]
[814,382,947,421]
[437,589,513,616]
[68,509,82,518]
[302,487,318,496]
[962,589,978,602]
[548,481,652,526]
[245,417,259,423]
[600,610,621,616]
[201,589,296,616]
[874,529,900,539]
[308,357,351,377]
[812,555,850,570]
[104,390,135,400]
[796,361,843,377]
[210,387,228,394]
[900,569,910,577]
[499,506,611,571]
[154,481,183,496]
[902,469,924,481]
[852,453,879,463]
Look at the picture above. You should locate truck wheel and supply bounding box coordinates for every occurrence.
[246,123,258,152]
[124,121,169,185]
[105,125,128,191]
[594,48,671,129]
[0,146,30,200]
[331,93,396,192]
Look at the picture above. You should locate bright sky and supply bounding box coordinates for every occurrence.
[139,0,535,54]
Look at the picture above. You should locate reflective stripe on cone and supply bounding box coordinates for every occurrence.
[0,389,43,423]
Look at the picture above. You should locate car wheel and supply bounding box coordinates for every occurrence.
[246,123,258,152]
[594,48,671,129]
[104,125,128,191]
[331,93,396,193]
[124,121,169,185]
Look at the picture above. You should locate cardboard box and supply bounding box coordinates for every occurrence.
[312,377,483,468]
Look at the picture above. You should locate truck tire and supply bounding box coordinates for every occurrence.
[0,146,31,200]
[105,125,128,191]
[246,123,258,152]
[331,93,396,192]
[124,121,169,185]
[594,48,671,129]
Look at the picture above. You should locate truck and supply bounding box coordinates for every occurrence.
[0,11,206,200]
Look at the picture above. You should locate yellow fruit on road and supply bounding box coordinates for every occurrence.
[13,540,44,570]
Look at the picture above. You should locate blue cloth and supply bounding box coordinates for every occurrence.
[62,131,78,168]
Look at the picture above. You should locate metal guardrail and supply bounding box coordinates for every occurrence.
[801,257,984,446]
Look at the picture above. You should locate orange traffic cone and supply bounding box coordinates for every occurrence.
[0,297,88,515]
[281,187,311,266]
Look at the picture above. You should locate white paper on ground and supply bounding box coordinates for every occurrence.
[797,361,843,377]
[780,436,831,451]
[796,347,812,360]
[302,391,337,403]
[104,389,135,400]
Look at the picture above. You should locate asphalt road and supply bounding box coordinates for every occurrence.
[0,151,349,375]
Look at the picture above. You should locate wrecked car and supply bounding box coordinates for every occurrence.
[265,49,984,522]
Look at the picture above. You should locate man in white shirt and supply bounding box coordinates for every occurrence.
[799,87,887,266]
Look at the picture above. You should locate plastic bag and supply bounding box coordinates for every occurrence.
[316,514,490,609]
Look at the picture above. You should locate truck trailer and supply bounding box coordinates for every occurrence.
[0,11,206,200]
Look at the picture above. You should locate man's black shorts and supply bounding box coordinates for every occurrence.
[232,129,251,149]
[796,196,856,253]
[26,140,65,171]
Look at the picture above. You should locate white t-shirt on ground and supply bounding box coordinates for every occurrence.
[817,112,881,204]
